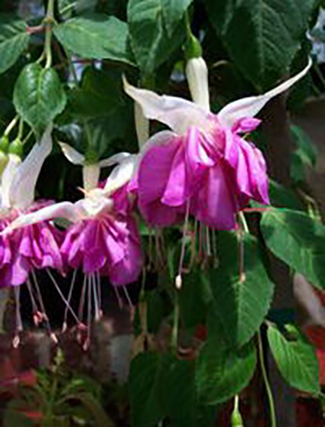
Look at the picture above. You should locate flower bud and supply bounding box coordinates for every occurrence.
[231,408,244,427]
[0,135,9,153]
[0,151,9,176]
[185,57,210,111]
[8,138,23,157]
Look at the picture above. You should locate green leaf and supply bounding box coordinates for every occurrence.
[54,15,134,65]
[0,18,29,74]
[290,125,318,183]
[127,0,186,74]
[160,357,196,424]
[161,0,193,36]
[69,67,124,119]
[179,269,213,329]
[209,233,274,348]
[267,324,320,394]
[196,337,256,405]
[261,208,325,290]
[129,352,165,426]
[13,63,67,135]
[204,0,315,89]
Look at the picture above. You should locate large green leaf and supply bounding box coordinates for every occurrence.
[209,233,274,348]
[129,352,165,427]
[54,15,134,65]
[127,0,186,74]
[13,63,67,135]
[290,125,318,183]
[267,324,320,394]
[179,269,213,329]
[161,0,193,36]
[0,18,29,74]
[69,67,124,119]
[204,0,315,89]
[261,208,325,290]
[195,337,256,404]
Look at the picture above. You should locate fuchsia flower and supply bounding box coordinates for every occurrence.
[6,149,142,333]
[124,58,312,230]
[0,126,62,288]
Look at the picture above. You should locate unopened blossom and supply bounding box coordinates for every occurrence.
[124,59,312,230]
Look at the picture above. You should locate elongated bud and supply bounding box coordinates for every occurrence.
[231,396,244,427]
[83,163,100,192]
[231,410,244,427]
[134,102,149,148]
[185,57,210,111]
[0,135,9,153]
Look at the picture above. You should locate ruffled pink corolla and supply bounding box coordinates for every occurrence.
[125,58,311,230]
[0,126,63,287]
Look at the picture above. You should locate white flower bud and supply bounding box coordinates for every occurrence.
[185,57,210,112]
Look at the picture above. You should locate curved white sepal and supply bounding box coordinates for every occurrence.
[99,152,131,169]
[123,76,210,135]
[59,142,85,165]
[134,102,150,148]
[75,196,113,218]
[1,154,21,209]
[4,201,79,233]
[104,154,138,195]
[218,58,313,128]
[10,124,53,210]
[185,57,210,112]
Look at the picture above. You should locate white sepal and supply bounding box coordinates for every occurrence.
[218,58,312,128]
[10,124,53,210]
[123,76,210,135]
[4,201,80,233]
[59,142,85,165]
[134,102,150,148]
[99,152,131,169]
[1,154,21,209]
[104,154,138,195]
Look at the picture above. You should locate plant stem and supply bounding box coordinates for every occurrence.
[257,330,277,427]
[44,0,55,68]
[4,116,19,137]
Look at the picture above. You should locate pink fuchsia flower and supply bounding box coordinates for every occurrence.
[6,152,142,343]
[124,59,312,230]
[0,126,63,287]
[0,125,64,344]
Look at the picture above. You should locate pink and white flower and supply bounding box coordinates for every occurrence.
[124,58,312,230]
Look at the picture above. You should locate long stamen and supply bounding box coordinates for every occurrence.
[31,270,57,343]
[13,287,22,348]
[78,274,87,321]
[46,269,80,327]
[92,273,100,321]
[113,285,123,309]
[176,200,191,290]
[96,271,102,318]
[83,274,92,351]
[122,285,133,308]
[63,269,77,331]
[26,278,40,325]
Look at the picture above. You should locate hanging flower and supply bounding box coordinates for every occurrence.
[5,149,142,346]
[124,59,312,230]
[0,125,63,287]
